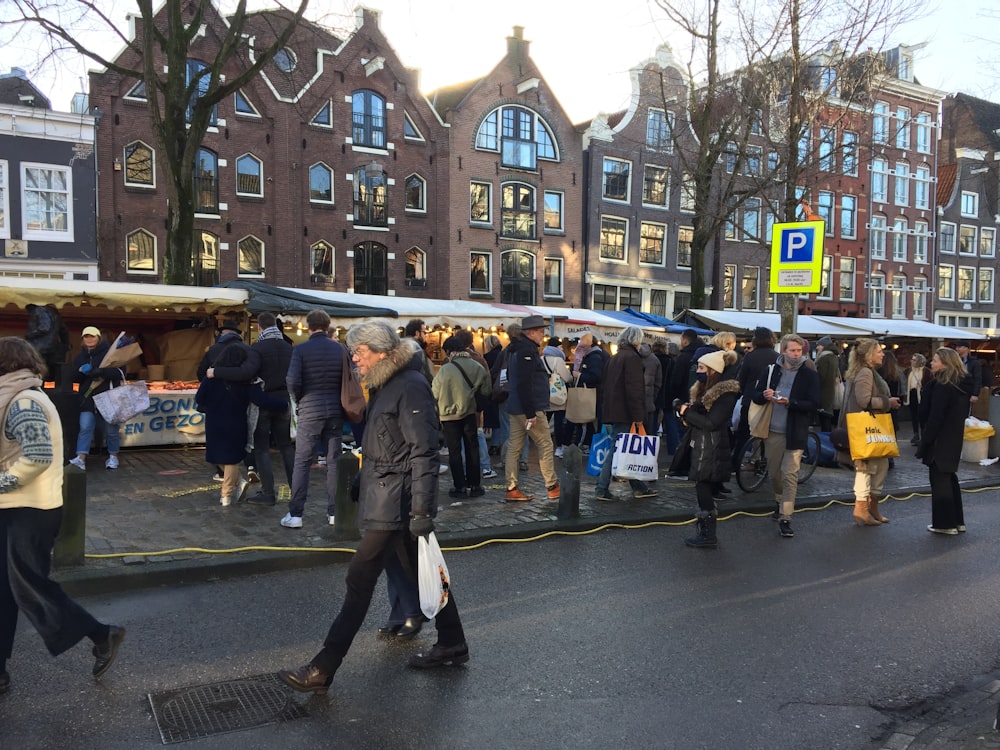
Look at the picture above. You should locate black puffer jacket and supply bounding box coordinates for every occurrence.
[917,374,974,473]
[196,332,257,381]
[286,331,344,419]
[684,379,741,483]
[359,340,441,531]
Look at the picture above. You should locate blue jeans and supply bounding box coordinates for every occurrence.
[76,409,120,456]
[385,537,421,626]
[596,422,648,494]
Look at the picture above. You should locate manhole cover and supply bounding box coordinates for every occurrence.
[148,673,307,744]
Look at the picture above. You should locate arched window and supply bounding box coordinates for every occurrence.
[352,90,386,148]
[475,105,559,169]
[193,147,218,213]
[124,141,154,187]
[238,235,264,276]
[125,228,156,273]
[194,231,219,287]
[500,250,535,304]
[309,163,333,204]
[311,241,334,279]
[404,174,426,212]
[236,154,263,197]
[405,247,425,286]
[353,164,387,227]
[354,241,388,295]
[501,182,536,239]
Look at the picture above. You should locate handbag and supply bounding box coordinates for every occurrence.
[543,358,568,408]
[586,426,613,476]
[747,364,776,439]
[565,384,597,424]
[340,347,366,424]
[418,531,451,619]
[845,410,899,460]
[93,373,150,425]
[611,422,660,481]
[451,359,490,412]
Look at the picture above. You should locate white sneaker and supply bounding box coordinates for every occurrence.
[327,515,336,526]
[247,469,260,484]
[220,495,232,507]
[438,464,449,474]
[554,446,565,458]
[212,472,224,482]
[236,479,250,503]
[317,456,327,466]
[482,468,498,480]
[69,456,86,470]
[280,513,303,528]
[105,455,119,470]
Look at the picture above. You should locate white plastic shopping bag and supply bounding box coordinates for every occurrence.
[418,531,450,619]
[611,422,660,481]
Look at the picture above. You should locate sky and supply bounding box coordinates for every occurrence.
[5,0,999,121]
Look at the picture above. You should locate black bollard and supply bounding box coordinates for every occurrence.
[53,465,86,568]
[557,444,582,519]
[332,451,361,541]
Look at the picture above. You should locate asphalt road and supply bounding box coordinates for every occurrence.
[4,490,1000,749]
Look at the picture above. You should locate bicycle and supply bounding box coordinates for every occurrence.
[736,421,823,492]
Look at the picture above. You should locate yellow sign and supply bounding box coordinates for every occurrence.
[769,221,824,293]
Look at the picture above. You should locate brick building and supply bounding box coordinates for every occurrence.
[428,27,584,307]
[89,6,451,295]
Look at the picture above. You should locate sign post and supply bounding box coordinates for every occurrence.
[770,220,824,334]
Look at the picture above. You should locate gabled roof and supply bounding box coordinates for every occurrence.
[0,73,50,110]
[936,163,957,208]
[954,92,1000,151]
[428,77,482,114]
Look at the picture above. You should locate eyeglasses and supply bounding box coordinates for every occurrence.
[351,345,372,358]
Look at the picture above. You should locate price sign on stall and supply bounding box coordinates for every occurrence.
[769,220,824,293]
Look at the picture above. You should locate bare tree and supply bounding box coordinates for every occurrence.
[0,0,309,285]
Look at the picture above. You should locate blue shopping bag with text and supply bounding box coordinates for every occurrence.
[586,427,613,476]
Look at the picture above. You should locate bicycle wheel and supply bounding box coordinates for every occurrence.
[797,431,820,484]
[737,437,769,492]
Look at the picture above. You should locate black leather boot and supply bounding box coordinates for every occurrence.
[685,512,718,548]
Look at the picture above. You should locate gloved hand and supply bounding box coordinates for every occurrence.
[79,364,92,374]
[409,515,434,539]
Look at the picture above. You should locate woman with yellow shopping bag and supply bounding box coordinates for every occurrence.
[839,338,901,526]
[916,348,974,535]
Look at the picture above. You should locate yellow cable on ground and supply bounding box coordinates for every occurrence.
[82,484,1000,560]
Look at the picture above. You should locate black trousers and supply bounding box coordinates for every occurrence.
[928,464,964,530]
[312,529,465,675]
[442,414,479,490]
[0,507,101,661]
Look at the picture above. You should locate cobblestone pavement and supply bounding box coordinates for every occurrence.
[56,430,1000,749]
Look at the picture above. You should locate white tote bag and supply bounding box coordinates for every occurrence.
[418,532,451,619]
[610,423,660,481]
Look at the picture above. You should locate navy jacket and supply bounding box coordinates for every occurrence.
[507,336,549,417]
[286,331,344,420]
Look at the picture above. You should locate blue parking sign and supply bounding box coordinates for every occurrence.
[780,226,815,263]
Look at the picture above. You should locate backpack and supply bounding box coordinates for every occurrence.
[543,357,568,408]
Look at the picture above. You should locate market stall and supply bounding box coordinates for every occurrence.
[120,385,204,448]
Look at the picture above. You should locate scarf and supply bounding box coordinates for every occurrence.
[257,326,284,343]
[0,370,43,471]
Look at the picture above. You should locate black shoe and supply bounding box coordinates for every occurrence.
[467,486,485,498]
[92,625,126,679]
[278,664,333,694]
[408,642,470,669]
[448,487,467,499]
[715,485,732,495]
[779,520,795,538]
[377,623,402,637]
[247,492,276,506]
[396,616,424,640]
[0,670,9,694]
[518,460,528,472]
[632,484,658,499]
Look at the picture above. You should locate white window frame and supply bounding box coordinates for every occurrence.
[677,226,693,269]
[916,112,932,153]
[645,108,674,152]
[957,266,976,302]
[21,162,74,242]
[641,164,669,208]
[235,153,264,197]
[742,198,761,241]
[892,218,908,262]
[938,264,954,301]
[639,221,667,267]
[308,162,334,205]
[125,227,157,275]
[404,173,427,214]
[237,234,265,277]
[470,180,492,225]
[542,256,564,299]
[680,173,696,213]
[914,165,930,210]
[959,225,977,256]
[405,246,426,282]
[914,220,929,263]
[939,222,956,254]
[842,131,858,176]
[741,266,760,310]
[403,112,425,142]
[895,106,910,149]
[890,275,906,318]
[961,191,978,218]
[723,264,737,309]
[980,227,996,258]
[840,256,856,301]
[599,215,629,263]
[818,254,833,300]
[912,277,928,319]
[873,102,889,144]
[869,273,885,317]
[979,267,995,303]
[870,215,887,260]
[840,195,857,239]
[871,157,888,203]
[893,161,909,206]
[310,100,333,129]
[123,141,156,188]
[601,157,631,203]
[543,190,564,233]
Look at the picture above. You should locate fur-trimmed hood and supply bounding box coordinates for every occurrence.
[363,339,421,390]
[697,378,741,411]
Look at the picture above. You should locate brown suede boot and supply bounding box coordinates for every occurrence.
[853,499,880,526]
[868,495,889,523]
